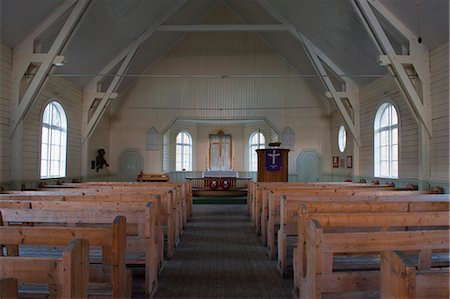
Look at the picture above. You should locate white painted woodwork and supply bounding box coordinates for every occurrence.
[21,76,83,181]
[0,45,12,184]
[359,76,419,180]
[330,112,354,178]
[157,24,287,32]
[109,6,330,176]
[429,43,449,182]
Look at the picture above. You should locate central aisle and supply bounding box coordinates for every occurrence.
[154,204,293,298]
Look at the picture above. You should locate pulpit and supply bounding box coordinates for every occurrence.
[256,149,289,182]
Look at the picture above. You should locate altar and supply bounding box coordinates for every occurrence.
[200,170,239,191]
[202,170,238,178]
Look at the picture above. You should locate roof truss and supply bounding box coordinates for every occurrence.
[10,0,90,138]
[257,0,361,146]
[352,0,432,137]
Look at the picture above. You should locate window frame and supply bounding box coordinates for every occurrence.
[175,130,192,171]
[40,101,67,179]
[248,131,265,171]
[374,102,399,179]
[337,125,347,153]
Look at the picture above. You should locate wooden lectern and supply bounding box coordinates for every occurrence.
[256,149,289,182]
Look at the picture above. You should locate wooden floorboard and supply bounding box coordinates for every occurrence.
[153,204,293,298]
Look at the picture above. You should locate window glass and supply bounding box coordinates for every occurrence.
[249,132,265,171]
[175,131,192,171]
[40,101,67,178]
[374,103,399,178]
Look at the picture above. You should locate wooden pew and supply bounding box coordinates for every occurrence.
[265,190,444,259]
[0,191,171,261]
[0,199,158,296]
[34,184,182,253]
[251,182,390,230]
[47,181,192,224]
[298,211,450,299]
[0,238,89,299]
[258,183,397,240]
[0,214,130,298]
[277,195,450,277]
[0,278,18,299]
[380,250,449,299]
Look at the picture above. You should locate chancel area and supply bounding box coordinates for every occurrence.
[0,0,449,298]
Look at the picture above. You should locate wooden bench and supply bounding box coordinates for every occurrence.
[0,199,158,296]
[0,190,171,261]
[255,184,397,243]
[0,278,19,299]
[47,181,192,224]
[250,182,391,230]
[266,190,443,259]
[0,238,89,298]
[277,195,450,278]
[34,185,182,254]
[298,211,450,299]
[0,214,130,298]
[381,250,449,299]
[264,188,409,258]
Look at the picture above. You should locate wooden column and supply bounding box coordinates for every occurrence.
[256,149,289,182]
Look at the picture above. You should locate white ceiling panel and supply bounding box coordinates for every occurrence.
[2,0,447,91]
[379,0,449,49]
[1,0,65,47]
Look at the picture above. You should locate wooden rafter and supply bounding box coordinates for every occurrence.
[352,0,432,137]
[10,0,90,138]
[257,0,361,146]
[81,0,189,144]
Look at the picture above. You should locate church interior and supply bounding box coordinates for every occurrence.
[0,0,449,298]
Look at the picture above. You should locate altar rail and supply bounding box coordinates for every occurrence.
[186,177,252,190]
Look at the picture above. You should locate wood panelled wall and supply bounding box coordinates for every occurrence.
[0,45,12,184]
[358,75,419,180]
[329,111,354,179]
[161,121,275,173]
[329,42,449,188]
[22,77,83,182]
[109,26,330,176]
[430,43,449,183]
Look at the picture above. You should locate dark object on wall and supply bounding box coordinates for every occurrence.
[96,148,109,172]
[332,156,339,168]
[346,156,352,168]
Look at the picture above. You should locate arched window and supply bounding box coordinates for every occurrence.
[249,131,265,171]
[374,103,399,178]
[40,101,67,178]
[338,125,347,152]
[176,131,192,171]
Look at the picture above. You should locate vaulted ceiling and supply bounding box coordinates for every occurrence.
[1,0,448,95]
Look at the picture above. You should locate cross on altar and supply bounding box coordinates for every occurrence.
[268,150,280,164]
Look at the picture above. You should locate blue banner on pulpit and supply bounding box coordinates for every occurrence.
[265,149,282,171]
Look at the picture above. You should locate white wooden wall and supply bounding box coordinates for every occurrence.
[330,42,449,189]
[430,42,449,183]
[21,76,83,181]
[161,121,275,173]
[329,110,354,179]
[109,7,330,177]
[0,44,12,184]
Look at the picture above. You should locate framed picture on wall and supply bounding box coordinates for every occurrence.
[332,156,339,168]
[346,156,353,168]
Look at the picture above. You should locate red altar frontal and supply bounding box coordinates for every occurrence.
[202,170,239,190]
